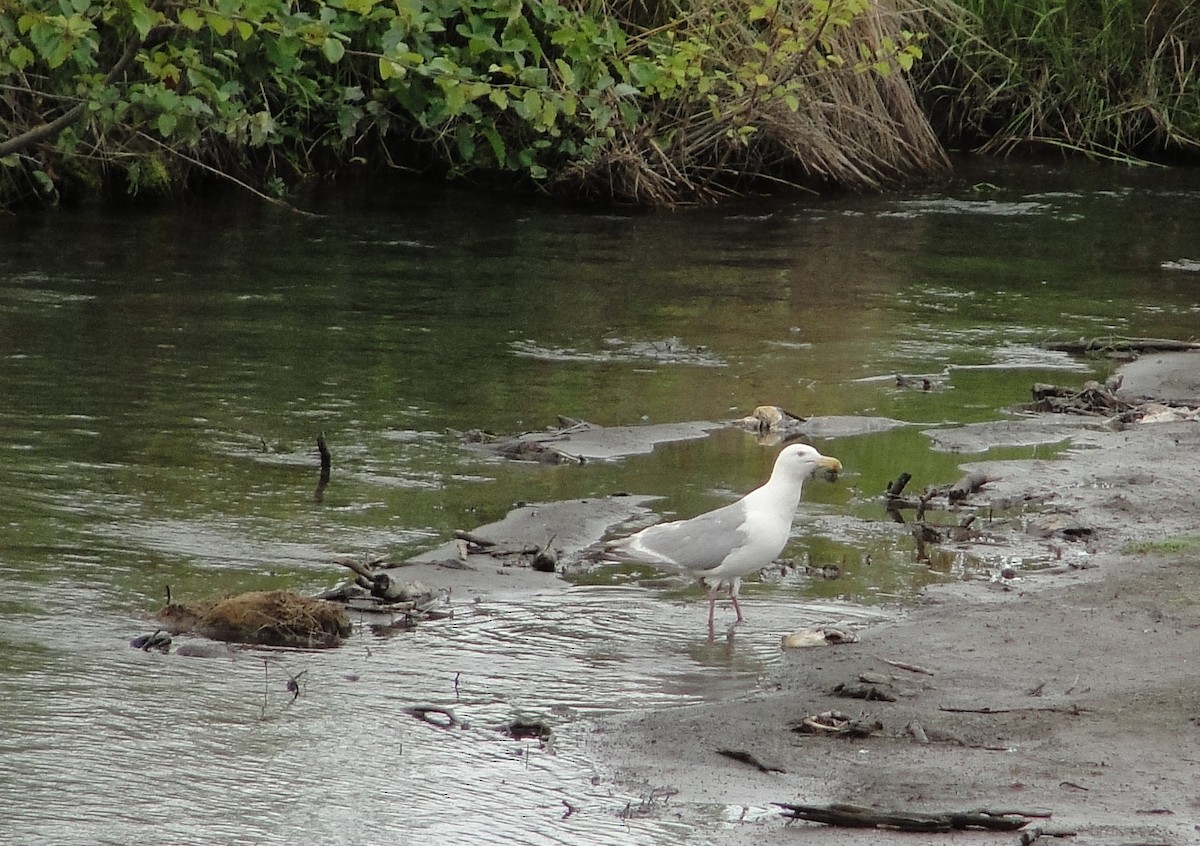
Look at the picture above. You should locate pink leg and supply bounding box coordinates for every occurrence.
[729,588,745,624]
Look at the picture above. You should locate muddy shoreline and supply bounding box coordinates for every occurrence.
[585,353,1200,844]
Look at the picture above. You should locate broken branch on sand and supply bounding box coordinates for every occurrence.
[1042,336,1200,355]
[938,704,1088,716]
[774,801,1043,832]
[879,657,935,675]
[717,748,786,773]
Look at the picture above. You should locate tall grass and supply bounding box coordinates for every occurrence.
[924,0,1200,159]
[557,0,952,204]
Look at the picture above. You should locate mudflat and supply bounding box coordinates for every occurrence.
[589,353,1200,844]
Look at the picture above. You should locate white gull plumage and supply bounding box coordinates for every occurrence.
[600,443,841,626]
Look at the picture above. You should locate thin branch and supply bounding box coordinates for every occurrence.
[0,36,141,158]
[134,131,322,218]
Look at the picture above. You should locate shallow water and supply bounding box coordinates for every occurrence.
[2,159,1200,843]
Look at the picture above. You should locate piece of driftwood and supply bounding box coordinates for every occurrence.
[314,433,331,503]
[947,471,998,505]
[879,657,934,675]
[938,704,1087,716]
[774,801,1038,832]
[717,748,786,773]
[1042,336,1200,354]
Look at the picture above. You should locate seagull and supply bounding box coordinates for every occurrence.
[599,443,841,627]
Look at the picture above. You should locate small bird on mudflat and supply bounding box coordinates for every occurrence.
[598,443,841,627]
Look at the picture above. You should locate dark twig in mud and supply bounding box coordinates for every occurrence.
[716,748,786,773]
[939,704,1087,716]
[774,801,1040,832]
[285,669,307,701]
[404,705,464,730]
[315,433,331,503]
[879,657,935,675]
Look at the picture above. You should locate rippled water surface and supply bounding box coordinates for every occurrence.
[3,160,1200,844]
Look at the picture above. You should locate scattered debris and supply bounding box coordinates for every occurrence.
[886,470,999,517]
[832,681,897,702]
[157,589,351,648]
[129,630,172,652]
[1028,381,1137,416]
[505,718,553,741]
[1027,378,1199,426]
[791,710,882,738]
[895,373,947,391]
[461,416,590,464]
[781,627,859,649]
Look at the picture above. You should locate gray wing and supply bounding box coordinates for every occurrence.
[613,500,751,573]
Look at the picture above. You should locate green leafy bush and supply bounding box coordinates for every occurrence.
[1,0,944,208]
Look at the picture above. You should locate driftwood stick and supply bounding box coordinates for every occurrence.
[946,471,997,505]
[454,530,497,547]
[315,433,331,503]
[938,704,1087,716]
[886,472,913,498]
[1042,336,1200,354]
[716,748,786,773]
[880,657,935,675]
[774,802,1034,832]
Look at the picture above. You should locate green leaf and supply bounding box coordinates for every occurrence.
[322,37,345,63]
[378,56,403,79]
[554,58,574,87]
[8,44,35,70]
[179,7,204,32]
[128,3,157,39]
[206,13,233,36]
[481,125,506,165]
[157,112,177,137]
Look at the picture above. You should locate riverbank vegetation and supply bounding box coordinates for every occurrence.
[927,0,1200,160]
[2,0,1199,210]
